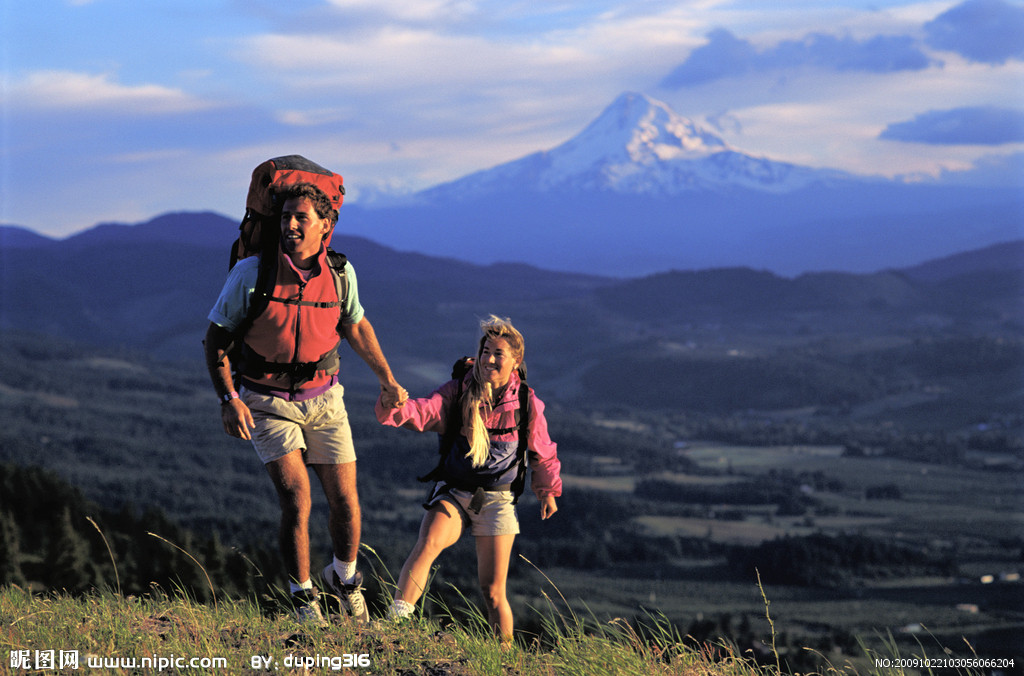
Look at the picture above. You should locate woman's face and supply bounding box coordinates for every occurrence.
[478,337,519,390]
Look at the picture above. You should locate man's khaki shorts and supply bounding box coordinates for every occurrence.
[242,384,356,465]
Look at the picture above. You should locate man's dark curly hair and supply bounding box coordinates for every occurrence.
[277,183,338,225]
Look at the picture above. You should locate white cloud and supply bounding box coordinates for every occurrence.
[241,28,587,90]
[233,24,616,151]
[4,0,1021,237]
[276,108,355,127]
[234,7,704,137]
[698,58,1022,177]
[220,1,1020,187]
[10,70,211,114]
[323,0,478,22]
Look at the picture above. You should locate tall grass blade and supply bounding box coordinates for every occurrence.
[147,532,217,610]
[86,516,120,596]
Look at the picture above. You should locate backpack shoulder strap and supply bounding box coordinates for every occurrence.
[224,252,277,353]
[326,248,350,332]
[510,372,531,502]
[220,253,277,385]
[326,248,348,302]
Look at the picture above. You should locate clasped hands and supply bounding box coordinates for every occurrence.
[380,381,409,408]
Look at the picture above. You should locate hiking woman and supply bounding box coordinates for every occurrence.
[375,315,561,642]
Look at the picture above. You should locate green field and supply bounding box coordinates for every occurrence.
[1,332,1021,673]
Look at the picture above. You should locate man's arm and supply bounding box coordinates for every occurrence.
[203,323,256,439]
[342,317,407,407]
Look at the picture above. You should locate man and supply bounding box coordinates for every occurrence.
[204,182,407,624]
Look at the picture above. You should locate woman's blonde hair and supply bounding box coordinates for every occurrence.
[461,315,525,467]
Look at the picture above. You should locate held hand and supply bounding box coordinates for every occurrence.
[380,381,409,408]
[540,495,558,520]
[221,399,255,440]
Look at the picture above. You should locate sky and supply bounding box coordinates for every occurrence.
[2,0,1023,239]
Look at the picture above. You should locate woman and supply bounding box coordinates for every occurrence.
[375,315,561,642]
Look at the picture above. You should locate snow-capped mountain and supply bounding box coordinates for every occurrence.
[419,92,856,200]
[342,91,1020,277]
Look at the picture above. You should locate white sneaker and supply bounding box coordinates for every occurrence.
[322,564,370,623]
[291,587,326,627]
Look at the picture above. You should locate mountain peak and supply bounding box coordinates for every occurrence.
[564,91,728,166]
[417,91,856,200]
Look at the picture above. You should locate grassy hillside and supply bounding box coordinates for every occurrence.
[2,584,706,675]
[2,583,995,676]
[1,330,1021,673]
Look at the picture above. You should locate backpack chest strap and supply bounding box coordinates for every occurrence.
[486,417,519,436]
[267,295,344,309]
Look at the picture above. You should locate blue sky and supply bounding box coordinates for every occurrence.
[2,0,1023,238]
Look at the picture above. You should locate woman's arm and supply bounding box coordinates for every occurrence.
[375,380,458,433]
[526,391,562,499]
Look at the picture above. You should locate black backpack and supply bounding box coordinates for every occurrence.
[418,357,531,502]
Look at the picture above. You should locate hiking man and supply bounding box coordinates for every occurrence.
[204,181,407,624]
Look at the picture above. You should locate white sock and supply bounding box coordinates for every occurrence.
[289,579,313,595]
[334,557,357,584]
[389,599,415,619]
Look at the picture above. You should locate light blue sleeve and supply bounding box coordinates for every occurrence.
[341,261,365,325]
[207,257,259,332]
[208,255,364,330]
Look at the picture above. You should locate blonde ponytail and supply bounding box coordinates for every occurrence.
[461,370,493,468]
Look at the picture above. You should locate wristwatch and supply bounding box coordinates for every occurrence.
[220,391,240,404]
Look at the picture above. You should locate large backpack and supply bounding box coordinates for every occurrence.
[226,155,350,380]
[419,357,531,502]
[230,154,346,267]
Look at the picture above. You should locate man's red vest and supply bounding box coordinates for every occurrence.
[241,247,341,394]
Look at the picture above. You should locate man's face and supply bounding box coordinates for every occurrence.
[280,197,329,261]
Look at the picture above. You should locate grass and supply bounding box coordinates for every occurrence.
[0,583,757,675]
[1,585,997,676]
[1,538,760,675]
[0,539,999,676]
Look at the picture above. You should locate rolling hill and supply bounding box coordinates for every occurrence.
[0,213,1020,424]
